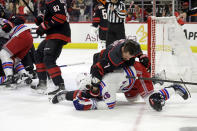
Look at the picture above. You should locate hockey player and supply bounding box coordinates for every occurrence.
[0,5,37,80]
[0,15,33,87]
[50,61,189,111]
[32,0,71,94]
[90,39,150,82]
[98,0,126,47]
[91,3,108,51]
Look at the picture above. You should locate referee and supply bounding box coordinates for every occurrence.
[105,0,126,47]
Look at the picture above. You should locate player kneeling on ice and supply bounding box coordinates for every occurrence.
[50,61,190,111]
[0,15,33,87]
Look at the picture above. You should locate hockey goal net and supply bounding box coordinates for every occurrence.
[147,16,197,92]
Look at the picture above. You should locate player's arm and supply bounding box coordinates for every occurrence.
[133,43,150,70]
[1,19,14,33]
[92,7,100,28]
[113,3,126,19]
[36,0,67,35]
[90,57,115,81]
[73,87,116,110]
[46,0,67,27]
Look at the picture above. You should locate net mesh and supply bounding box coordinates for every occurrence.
[148,16,197,92]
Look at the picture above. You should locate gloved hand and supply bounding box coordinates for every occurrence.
[34,15,44,26]
[73,90,97,110]
[86,77,101,97]
[36,22,49,36]
[91,77,101,88]
[2,23,13,33]
[139,54,150,68]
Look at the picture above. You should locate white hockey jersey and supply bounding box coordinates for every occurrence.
[95,66,136,109]
[9,24,31,38]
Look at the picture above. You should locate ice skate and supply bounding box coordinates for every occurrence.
[47,83,65,95]
[168,84,190,100]
[3,75,18,88]
[29,70,37,79]
[31,80,47,94]
[50,90,67,104]
[17,73,33,85]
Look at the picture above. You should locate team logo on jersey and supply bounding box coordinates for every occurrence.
[104,63,110,69]
[104,92,110,99]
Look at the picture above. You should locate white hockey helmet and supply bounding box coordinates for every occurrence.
[76,72,92,90]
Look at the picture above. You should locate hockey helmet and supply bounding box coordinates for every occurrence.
[76,72,92,90]
[9,15,26,25]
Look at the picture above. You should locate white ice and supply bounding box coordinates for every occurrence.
[0,49,197,131]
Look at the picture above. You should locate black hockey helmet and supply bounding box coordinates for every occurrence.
[9,15,26,25]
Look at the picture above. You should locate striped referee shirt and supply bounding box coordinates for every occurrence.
[107,1,126,23]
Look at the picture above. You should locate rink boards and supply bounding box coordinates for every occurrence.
[27,23,197,53]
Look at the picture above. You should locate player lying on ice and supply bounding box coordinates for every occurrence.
[50,62,189,111]
[0,15,33,87]
[50,39,190,111]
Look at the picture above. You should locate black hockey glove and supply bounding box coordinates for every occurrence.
[90,63,103,80]
[2,23,13,33]
[89,77,101,97]
[36,22,49,36]
[139,54,150,68]
[34,15,44,26]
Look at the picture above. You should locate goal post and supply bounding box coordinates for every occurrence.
[147,16,197,92]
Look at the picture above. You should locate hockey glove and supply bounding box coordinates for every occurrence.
[73,90,97,110]
[36,22,49,36]
[2,23,13,33]
[34,15,44,26]
[139,54,150,68]
[89,77,101,97]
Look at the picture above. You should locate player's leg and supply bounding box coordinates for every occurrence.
[134,62,190,111]
[43,39,66,95]
[0,48,14,85]
[50,90,95,104]
[106,24,116,47]
[50,90,76,104]
[0,37,8,79]
[124,85,140,103]
[32,40,48,92]
[114,24,126,41]
[148,84,190,111]
[134,62,154,98]
[21,46,37,79]
[14,61,32,85]
[0,60,5,77]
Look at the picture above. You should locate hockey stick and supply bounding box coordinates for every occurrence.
[126,76,197,85]
[59,62,86,67]
[180,78,191,98]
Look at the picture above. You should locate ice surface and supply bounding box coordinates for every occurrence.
[0,49,196,131]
